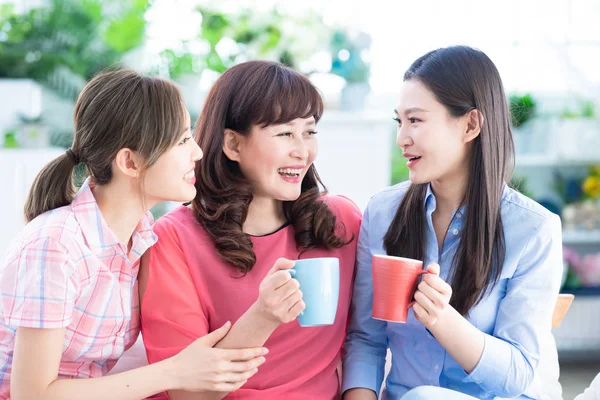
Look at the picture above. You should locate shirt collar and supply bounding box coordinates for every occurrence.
[71,177,157,258]
[423,182,510,218]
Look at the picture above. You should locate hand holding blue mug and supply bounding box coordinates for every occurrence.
[254,258,306,324]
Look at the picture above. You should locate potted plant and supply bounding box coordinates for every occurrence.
[509,93,537,154]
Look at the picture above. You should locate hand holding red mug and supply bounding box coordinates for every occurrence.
[412,263,453,328]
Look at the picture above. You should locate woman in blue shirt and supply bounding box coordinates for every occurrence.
[342,46,563,400]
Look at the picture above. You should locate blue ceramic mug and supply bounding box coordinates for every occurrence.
[289,257,340,327]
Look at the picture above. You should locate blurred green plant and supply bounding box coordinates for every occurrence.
[162,7,327,79]
[509,93,536,128]
[0,0,149,99]
[330,29,370,84]
[561,99,597,119]
[390,141,409,185]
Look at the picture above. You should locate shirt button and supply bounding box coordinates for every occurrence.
[456,212,462,218]
[452,228,459,236]
[434,364,440,372]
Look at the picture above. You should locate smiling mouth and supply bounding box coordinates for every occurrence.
[183,170,195,180]
[277,168,302,178]
[408,156,421,161]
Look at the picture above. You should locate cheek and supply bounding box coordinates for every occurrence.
[307,140,318,163]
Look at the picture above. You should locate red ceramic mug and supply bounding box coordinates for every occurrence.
[372,255,434,323]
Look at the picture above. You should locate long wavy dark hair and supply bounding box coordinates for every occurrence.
[192,60,351,274]
[383,46,515,316]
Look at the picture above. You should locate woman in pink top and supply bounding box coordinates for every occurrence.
[0,70,267,400]
[139,60,362,400]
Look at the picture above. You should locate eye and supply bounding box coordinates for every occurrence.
[179,136,192,145]
[393,117,401,126]
[305,130,317,135]
[408,117,420,124]
[276,132,293,137]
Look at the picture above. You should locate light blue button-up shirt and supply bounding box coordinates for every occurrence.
[343,182,563,400]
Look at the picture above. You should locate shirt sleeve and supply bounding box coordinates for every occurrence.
[140,218,209,364]
[463,213,563,397]
[342,204,388,395]
[0,237,78,329]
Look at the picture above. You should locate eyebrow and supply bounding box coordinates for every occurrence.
[394,108,429,115]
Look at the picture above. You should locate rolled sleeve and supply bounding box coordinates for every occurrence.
[464,214,563,397]
[0,237,78,329]
[342,205,388,395]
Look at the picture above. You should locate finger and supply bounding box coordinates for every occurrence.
[412,302,428,322]
[414,289,437,315]
[277,278,301,299]
[267,270,294,290]
[223,357,266,373]
[212,380,249,392]
[218,347,269,361]
[283,290,303,311]
[422,274,452,297]
[418,280,448,308]
[216,368,259,384]
[198,321,231,347]
[288,298,306,316]
[267,258,295,276]
[426,263,440,276]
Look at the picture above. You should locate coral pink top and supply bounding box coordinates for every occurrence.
[141,195,361,400]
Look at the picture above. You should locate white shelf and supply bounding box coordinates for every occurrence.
[562,230,600,245]
[516,154,600,167]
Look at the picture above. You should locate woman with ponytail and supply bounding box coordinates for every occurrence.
[0,69,267,400]
[139,60,362,400]
[342,46,563,400]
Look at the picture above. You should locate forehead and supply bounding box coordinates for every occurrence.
[397,79,440,112]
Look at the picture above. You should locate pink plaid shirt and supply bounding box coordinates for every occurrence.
[0,178,157,399]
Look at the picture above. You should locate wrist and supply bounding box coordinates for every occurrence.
[249,302,280,329]
[157,355,181,391]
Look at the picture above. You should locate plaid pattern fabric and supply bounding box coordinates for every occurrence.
[0,178,157,398]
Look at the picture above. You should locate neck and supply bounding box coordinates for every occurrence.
[431,171,468,214]
[243,195,287,236]
[92,178,150,246]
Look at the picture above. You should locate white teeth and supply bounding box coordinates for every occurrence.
[277,168,303,175]
[183,170,195,180]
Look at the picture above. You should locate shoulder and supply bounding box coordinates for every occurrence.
[5,205,81,259]
[153,205,213,249]
[364,180,411,222]
[501,187,561,236]
[320,194,362,233]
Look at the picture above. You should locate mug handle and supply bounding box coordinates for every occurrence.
[286,269,303,316]
[408,269,436,308]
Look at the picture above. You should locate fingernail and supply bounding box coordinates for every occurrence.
[262,348,269,355]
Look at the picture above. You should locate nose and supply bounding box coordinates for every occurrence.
[192,140,203,162]
[396,124,413,150]
[291,136,309,160]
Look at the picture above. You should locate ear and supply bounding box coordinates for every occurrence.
[223,129,242,162]
[113,148,143,179]
[463,109,483,144]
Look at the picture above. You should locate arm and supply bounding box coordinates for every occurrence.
[11,327,174,400]
[12,324,264,400]
[140,224,295,400]
[6,237,265,400]
[414,214,563,397]
[342,206,388,399]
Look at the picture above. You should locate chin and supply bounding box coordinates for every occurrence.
[277,190,302,202]
[409,174,428,185]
